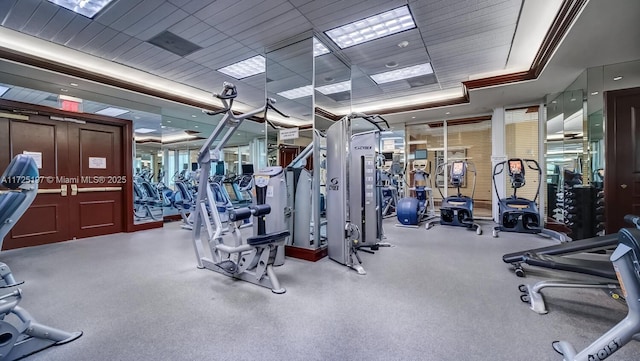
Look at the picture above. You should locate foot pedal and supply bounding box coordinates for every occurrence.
[216,260,238,274]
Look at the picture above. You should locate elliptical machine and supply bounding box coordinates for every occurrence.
[396,151,436,227]
[492,158,569,241]
[429,160,482,235]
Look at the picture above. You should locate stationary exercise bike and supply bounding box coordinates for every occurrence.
[430,160,482,234]
[396,157,436,227]
[0,155,82,360]
[492,158,569,241]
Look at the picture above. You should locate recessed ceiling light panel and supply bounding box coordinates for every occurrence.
[217,55,265,79]
[277,85,313,99]
[48,0,115,18]
[325,5,416,49]
[313,38,330,57]
[316,80,351,95]
[0,85,9,97]
[370,63,433,84]
[95,107,129,117]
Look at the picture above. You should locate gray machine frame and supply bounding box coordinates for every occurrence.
[326,113,390,275]
[551,221,640,360]
[191,83,289,294]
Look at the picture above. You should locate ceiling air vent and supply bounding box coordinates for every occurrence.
[148,31,202,57]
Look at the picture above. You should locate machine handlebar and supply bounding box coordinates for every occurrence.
[266,98,290,118]
[215,82,237,99]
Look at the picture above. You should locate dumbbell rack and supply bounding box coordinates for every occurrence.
[563,185,600,239]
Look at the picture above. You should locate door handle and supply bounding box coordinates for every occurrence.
[36,185,67,196]
[77,186,122,193]
[621,184,628,189]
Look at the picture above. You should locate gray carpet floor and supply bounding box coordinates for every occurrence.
[1,219,638,360]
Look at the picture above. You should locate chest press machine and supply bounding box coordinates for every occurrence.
[191,83,290,294]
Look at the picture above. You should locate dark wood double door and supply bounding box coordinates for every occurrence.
[0,113,125,249]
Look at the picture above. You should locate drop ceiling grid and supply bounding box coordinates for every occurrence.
[417,6,520,46]
[232,10,312,50]
[127,8,187,40]
[51,15,92,45]
[91,32,136,58]
[299,0,407,31]
[19,1,59,36]
[1,0,39,30]
[79,26,120,53]
[108,0,171,33]
[35,6,74,38]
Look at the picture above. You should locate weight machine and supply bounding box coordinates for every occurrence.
[326,112,391,275]
[191,83,290,293]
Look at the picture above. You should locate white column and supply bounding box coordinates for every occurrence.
[491,107,506,223]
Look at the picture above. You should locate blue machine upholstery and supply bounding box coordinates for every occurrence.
[0,155,40,247]
[1,154,39,190]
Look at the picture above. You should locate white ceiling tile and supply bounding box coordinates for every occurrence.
[65,21,106,48]
[0,0,19,26]
[50,14,91,45]
[108,37,144,60]
[95,0,145,26]
[110,0,163,32]
[81,27,120,53]
[19,1,59,36]
[37,7,75,40]
[2,0,39,31]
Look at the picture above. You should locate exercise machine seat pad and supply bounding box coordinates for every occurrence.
[247,230,290,246]
[523,253,616,279]
[1,154,39,190]
[503,233,619,263]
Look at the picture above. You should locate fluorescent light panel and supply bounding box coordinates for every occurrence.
[370,63,433,84]
[316,80,351,95]
[278,80,351,100]
[277,85,313,100]
[95,107,129,117]
[47,0,115,18]
[325,5,416,49]
[0,85,10,97]
[313,38,330,57]
[217,55,265,79]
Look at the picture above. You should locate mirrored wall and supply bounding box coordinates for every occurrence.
[544,58,640,239]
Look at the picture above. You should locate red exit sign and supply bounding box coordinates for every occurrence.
[59,95,83,113]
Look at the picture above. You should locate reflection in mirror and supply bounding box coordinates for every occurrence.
[505,107,540,215]
[405,122,444,208]
[160,108,267,227]
[445,118,492,217]
[266,36,317,253]
[132,111,164,225]
[545,92,565,224]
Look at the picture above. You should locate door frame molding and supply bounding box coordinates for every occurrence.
[0,98,158,234]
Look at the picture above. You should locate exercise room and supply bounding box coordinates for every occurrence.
[0,1,639,360]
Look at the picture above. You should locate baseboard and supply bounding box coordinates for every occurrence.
[285,245,328,262]
[163,214,183,222]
